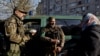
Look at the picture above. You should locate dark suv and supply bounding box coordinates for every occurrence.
[23,15,82,56]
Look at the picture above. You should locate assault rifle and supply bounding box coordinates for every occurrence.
[52,31,60,56]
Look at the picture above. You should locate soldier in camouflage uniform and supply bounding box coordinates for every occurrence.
[41,17,65,56]
[4,5,31,56]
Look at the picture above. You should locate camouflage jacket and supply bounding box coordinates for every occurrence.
[5,15,30,45]
[41,25,65,48]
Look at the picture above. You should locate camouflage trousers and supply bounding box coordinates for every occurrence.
[7,43,20,56]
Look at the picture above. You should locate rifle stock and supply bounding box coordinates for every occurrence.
[53,41,57,56]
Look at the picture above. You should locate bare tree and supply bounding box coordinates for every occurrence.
[0,0,35,20]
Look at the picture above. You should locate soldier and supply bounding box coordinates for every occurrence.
[41,17,65,56]
[4,5,31,56]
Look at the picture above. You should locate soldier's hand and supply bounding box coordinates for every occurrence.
[56,47,62,53]
[23,36,30,42]
[29,29,37,36]
[19,42,25,46]
[51,39,60,44]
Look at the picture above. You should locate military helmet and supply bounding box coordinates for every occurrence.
[14,0,31,14]
[15,4,30,14]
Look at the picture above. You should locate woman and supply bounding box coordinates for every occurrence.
[78,13,100,56]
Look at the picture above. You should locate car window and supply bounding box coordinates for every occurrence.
[23,19,41,32]
[56,19,81,35]
[56,19,80,26]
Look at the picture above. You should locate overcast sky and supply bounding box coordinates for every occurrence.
[34,0,41,5]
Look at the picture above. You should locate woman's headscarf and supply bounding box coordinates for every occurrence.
[81,13,100,31]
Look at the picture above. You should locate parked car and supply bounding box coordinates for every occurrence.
[23,15,82,56]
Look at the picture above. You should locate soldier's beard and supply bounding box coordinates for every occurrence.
[50,24,55,28]
[21,17,24,20]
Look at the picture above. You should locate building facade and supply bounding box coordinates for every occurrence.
[36,0,100,16]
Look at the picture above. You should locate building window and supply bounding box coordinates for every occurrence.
[55,4,61,11]
[95,12,99,15]
[76,7,81,11]
[86,6,89,10]
[82,6,86,11]
[56,0,61,4]
[97,5,100,8]
[68,2,77,7]
[95,0,99,2]
[70,8,75,12]
[85,0,90,3]
[78,1,82,5]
